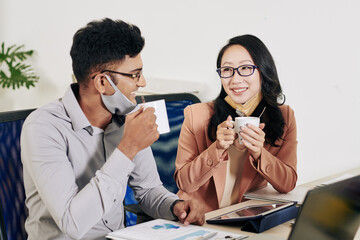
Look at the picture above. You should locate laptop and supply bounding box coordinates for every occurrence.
[248,175,360,240]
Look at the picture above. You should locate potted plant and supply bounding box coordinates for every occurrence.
[0,42,39,89]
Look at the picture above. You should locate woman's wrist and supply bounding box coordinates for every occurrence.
[251,150,262,165]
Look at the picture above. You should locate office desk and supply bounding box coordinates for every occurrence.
[204,167,360,240]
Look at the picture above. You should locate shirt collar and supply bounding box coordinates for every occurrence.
[62,83,95,134]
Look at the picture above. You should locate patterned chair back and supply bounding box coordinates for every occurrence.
[124,93,201,226]
[0,200,7,240]
[0,109,35,240]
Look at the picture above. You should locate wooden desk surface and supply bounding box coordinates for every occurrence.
[204,167,360,239]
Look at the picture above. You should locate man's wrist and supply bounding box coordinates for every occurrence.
[170,199,184,217]
[117,140,138,160]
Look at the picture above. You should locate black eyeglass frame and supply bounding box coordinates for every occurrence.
[216,64,258,78]
[91,69,142,81]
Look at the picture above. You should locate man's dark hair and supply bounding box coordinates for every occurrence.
[70,18,145,84]
[208,34,285,146]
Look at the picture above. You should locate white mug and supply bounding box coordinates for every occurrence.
[232,117,260,144]
[138,99,170,134]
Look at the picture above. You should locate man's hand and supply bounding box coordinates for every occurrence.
[117,106,159,160]
[172,199,205,226]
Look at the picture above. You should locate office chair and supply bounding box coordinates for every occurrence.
[0,108,35,240]
[124,93,201,226]
[0,201,7,240]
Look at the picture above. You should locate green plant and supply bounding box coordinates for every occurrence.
[0,42,39,89]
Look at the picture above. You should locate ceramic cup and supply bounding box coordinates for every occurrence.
[233,117,260,144]
[138,99,170,134]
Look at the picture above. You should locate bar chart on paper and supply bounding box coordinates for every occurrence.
[106,219,247,240]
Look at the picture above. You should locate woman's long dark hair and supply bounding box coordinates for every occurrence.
[207,35,285,147]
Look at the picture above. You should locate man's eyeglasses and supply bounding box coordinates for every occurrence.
[92,69,142,82]
[216,65,258,78]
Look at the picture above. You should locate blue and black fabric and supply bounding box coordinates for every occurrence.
[0,200,7,240]
[0,109,35,240]
[124,93,201,226]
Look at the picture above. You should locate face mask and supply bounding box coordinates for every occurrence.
[100,74,137,115]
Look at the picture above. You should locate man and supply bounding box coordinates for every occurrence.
[21,18,204,240]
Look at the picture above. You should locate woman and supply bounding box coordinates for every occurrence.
[174,35,297,213]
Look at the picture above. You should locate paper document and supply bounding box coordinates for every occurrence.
[106,219,247,240]
[244,185,311,204]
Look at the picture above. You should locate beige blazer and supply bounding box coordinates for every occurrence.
[174,102,298,213]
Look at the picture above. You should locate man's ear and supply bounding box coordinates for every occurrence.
[93,74,106,94]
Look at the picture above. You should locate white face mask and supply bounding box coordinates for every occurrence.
[100,74,137,115]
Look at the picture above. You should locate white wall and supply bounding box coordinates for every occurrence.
[1,0,360,184]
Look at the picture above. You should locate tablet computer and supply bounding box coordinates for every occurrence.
[206,201,296,224]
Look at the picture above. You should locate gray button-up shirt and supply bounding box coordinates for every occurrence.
[21,84,178,240]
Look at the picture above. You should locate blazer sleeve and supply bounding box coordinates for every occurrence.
[250,105,298,193]
[174,105,227,193]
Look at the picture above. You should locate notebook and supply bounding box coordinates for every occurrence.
[248,174,360,240]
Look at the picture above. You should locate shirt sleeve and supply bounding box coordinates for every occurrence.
[128,146,179,220]
[21,117,134,239]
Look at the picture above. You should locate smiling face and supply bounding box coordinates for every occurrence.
[106,54,145,104]
[220,45,261,104]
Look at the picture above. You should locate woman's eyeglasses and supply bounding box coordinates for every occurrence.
[216,65,257,78]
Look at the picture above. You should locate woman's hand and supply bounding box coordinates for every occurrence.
[236,123,266,160]
[216,115,236,150]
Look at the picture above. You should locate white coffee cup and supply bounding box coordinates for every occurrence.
[138,99,170,134]
[233,117,260,144]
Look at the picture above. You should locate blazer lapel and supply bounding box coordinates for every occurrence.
[236,153,258,202]
[205,135,227,208]
[212,160,227,208]
[236,144,273,202]
[205,146,259,207]
[211,152,258,207]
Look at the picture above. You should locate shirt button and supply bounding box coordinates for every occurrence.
[113,198,116,202]
[207,158,213,166]
[105,220,108,224]
[265,165,271,173]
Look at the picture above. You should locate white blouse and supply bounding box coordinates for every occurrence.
[220,145,248,208]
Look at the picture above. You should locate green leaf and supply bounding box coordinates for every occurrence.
[0,42,39,89]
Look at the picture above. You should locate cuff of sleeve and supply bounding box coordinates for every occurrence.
[101,149,135,183]
[170,199,184,219]
[208,141,228,162]
[218,148,228,162]
[249,148,273,174]
[249,154,259,170]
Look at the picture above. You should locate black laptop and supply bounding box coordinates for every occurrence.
[247,175,360,240]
